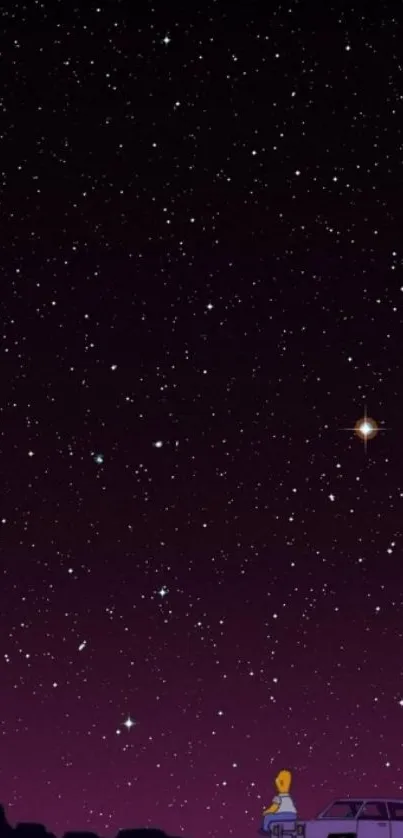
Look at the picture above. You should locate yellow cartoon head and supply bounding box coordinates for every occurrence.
[275,769,292,793]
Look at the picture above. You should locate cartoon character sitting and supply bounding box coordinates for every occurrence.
[260,769,297,834]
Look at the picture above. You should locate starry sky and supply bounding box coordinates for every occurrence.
[1,2,403,838]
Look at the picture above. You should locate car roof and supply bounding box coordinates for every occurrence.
[329,799,403,804]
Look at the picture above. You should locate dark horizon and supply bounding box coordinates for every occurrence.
[0,803,182,838]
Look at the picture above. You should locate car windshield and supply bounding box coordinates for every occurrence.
[321,801,364,819]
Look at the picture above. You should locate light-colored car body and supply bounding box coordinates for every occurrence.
[270,798,403,838]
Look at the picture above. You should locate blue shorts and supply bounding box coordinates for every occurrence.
[262,813,296,832]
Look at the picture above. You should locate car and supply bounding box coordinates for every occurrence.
[269,799,403,838]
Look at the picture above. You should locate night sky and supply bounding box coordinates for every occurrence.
[1,2,403,838]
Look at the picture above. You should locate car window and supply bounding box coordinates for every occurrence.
[322,802,363,818]
[359,803,388,820]
[388,803,403,820]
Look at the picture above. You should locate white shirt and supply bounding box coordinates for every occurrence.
[273,793,297,814]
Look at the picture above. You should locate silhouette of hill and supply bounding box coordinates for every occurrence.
[116,831,171,838]
[63,832,100,838]
[0,805,183,838]
[0,806,13,838]
[14,825,56,838]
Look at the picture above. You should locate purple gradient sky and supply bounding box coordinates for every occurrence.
[1,3,403,838]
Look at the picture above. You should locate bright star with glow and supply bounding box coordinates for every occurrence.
[342,405,388,453]
[123,716,135,730]
[355,417,378,440]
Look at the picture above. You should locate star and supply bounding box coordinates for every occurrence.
[342,404,388,453]
[355,417,378,440]
[123,716,135,730]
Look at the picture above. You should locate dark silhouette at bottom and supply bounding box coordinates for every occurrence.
[0,806,182,838]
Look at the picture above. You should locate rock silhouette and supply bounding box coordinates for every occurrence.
[63,833,100,838]
[0,806,13,838]
[0,807,183,838]
[14,826,56,838]
[116,831,169,838]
